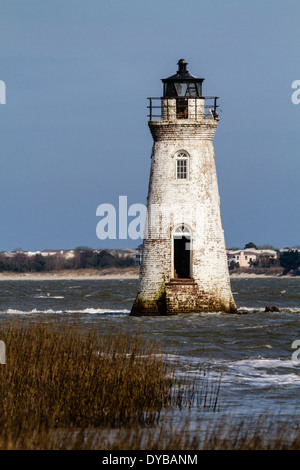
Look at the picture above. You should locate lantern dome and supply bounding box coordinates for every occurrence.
[161,59,204,98]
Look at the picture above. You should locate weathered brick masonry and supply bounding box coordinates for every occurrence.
[131,60,237,315]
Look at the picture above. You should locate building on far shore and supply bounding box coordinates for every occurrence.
[0,249,75,259]
[279,248,300,253]
[108,248,139,259]
[227,248,277,268]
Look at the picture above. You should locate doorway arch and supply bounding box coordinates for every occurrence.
[173,224,192,279]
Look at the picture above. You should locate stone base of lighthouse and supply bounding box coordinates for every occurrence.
[131,279,237,316]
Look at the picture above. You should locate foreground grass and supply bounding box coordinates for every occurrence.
[0,320,298,450]
[47,418,300,450]
[0,322,179,429]
[0,320,220,449]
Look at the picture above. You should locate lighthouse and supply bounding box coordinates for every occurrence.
[131,59,237,315]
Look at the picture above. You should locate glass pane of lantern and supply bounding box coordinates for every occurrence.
[174,82,188,97]
[196,83,201,96]
[165,82,177,97]
[185,83,197,97]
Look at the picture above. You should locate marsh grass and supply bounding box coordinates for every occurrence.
[0,320,298,450]
[0,321,175,429]
[47,415,300,450]
[0,320,220,449]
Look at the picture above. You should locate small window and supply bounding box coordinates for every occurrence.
[177,159,187,179]
[176,152,189,180]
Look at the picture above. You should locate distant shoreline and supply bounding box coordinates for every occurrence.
[0,268,297,281]
[0,268,140,281]
[229,272,288,279]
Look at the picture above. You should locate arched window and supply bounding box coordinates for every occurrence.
[174,225,191,237]
[175,151,189,180]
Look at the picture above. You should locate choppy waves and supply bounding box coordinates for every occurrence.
[1,308,130,315]
[237,306,300,314]
[164,353,300,389]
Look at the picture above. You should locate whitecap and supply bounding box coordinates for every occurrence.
[34,295,64,299]
[4,308,34,315]
[221,358,300,387]
[1,307,130,315]
[238,307,265,313]
[3,308,63,315]
[65,308,130,315]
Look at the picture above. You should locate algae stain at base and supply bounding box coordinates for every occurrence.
[130,284,167,316]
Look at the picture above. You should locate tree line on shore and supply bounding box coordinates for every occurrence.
[0,247,136,273]
[0,242,299,274]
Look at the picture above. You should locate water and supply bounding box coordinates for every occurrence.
[0,277,299,424]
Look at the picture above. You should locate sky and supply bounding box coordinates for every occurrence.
[0,0,299,251]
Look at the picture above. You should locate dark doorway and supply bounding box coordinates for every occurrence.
[174,236,190,278]
[176,98,188,119]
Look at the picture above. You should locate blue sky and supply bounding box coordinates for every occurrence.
[0,0,299,251]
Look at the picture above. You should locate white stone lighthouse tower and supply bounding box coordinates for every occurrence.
[131,59,237,315]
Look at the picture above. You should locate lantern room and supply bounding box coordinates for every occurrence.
[147,59,219,121]
[162,59,204,99]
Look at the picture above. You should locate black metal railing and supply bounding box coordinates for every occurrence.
[147,97,161,120]
[147,96,220,121]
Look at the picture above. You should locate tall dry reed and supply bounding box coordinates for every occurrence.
[0,320,220,449]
